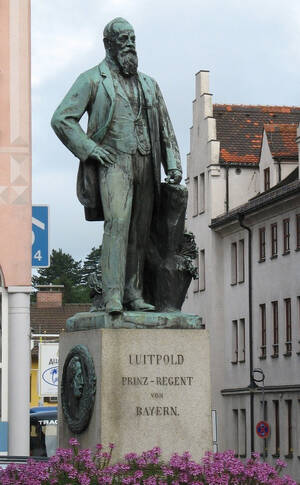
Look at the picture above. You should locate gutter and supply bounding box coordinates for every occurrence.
[238,213,255,454]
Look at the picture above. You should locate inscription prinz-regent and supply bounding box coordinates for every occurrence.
[122,353,193,417]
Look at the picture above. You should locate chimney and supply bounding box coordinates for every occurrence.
[35,284,64,308]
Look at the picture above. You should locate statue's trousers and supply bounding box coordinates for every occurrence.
[99,151,154,304]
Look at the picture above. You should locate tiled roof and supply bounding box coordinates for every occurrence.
[264,123,298,159]
[31,303,91,335]
[213,105,300,164]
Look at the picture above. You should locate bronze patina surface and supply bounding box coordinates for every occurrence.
[61,345,96,433]
[51,18,188,316]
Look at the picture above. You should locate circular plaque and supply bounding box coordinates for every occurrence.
[61,345,96,434]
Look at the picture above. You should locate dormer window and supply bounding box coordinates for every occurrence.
[264,167,270,191]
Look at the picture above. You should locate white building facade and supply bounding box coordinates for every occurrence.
[183,71,300,480]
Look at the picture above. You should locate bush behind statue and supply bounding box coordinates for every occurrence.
[0,439,296,485]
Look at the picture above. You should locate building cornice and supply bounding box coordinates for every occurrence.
[221,384,300,396]
[210,179,300,230]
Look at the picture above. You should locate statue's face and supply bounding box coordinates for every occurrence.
[111,22,136,56]
[107,21,138,77]
[71,360,84,398]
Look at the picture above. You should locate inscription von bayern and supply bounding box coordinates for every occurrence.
[121,354,194,417]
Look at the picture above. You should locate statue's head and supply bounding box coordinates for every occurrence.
[103,17,138,77]
[67,356,84,399]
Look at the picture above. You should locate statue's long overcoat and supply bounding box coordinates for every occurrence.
[51,60,181,221]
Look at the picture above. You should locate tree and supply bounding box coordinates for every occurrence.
[32,249,88,303]
[81,246,102,285]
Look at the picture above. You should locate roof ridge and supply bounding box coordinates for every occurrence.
[214,104,300,109]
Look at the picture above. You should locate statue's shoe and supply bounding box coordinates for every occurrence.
[128,298,155,312]
[106,299,123,315]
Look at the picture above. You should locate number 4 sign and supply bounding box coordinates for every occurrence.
[32,206,49,267]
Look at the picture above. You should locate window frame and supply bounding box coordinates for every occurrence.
[260,303,267,358]
[283,218,290,254]
[284,298,292,356]
[199,172,205,214]
[271,223,278,258]
[199,249,205,291]
[193,175,198,217]
[259,227,266,262]
[231,242,237,285]
[264,167,270,191]
[231,320,238,364]
[296,214,300,250]
[238,239,245,283]
[271,301,279,358]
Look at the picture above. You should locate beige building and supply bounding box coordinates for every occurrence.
[0,0,32,455]
[183,70,300,480]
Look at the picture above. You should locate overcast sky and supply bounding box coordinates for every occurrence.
[31,0,300,264]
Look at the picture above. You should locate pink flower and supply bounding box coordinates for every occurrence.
[69,437,80,446]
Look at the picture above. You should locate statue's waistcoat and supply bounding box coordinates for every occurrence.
[102,74,151,156]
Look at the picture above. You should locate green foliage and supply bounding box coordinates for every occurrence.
[81,246,102,285]
[32,247,101,304]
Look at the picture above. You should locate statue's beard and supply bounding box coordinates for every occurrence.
[116,49,138,77]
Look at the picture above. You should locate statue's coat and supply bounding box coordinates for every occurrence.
[51,60,181,221]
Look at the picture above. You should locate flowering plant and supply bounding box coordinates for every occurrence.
[0,440,296,485]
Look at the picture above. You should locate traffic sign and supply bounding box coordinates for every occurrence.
[256,421,270,439]
[32,205,49,267]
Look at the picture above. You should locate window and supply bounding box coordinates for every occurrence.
[271,223,277,258]
[272,301,279,358]
[231,242,237,285]
[239,409,247,457]
[286,400,293,456]
[264,167,270,191]
[260,304,266,358]
[199,173,205,213]
[233,409,247,457]
[193,176,198,216]
[233,409,239,455]
[296,214,300,250]
[238,239,245,283]
[273,400,280,456]
[238,319,245,363]
[283,218,290,254]
[232,320,238,364]
[284,298,292,355]
[193,253,199,292]
[199,249,205,291]
[259,228,266,262]
[298,297,300,351]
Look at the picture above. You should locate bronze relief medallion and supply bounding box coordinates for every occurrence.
[61,345,96,433]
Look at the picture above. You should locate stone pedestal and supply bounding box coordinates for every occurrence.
[59,321,212,462]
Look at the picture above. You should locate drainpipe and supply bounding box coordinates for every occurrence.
[238,213,255,454]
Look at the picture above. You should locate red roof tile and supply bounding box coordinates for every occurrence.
[31,303,91,335]
[214,105,300,164]
[264,123,298,159]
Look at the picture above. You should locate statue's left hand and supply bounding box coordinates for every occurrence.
[166,169,182,185]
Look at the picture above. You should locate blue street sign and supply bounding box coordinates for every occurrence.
[32,205,49,267]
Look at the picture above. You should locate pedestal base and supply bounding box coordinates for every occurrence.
[66,310,203,331]
[59,319,212,462]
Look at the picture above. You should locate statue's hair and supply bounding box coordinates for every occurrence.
[103,17,133,41]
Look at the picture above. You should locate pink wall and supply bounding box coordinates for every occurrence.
[0,0,32,287]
